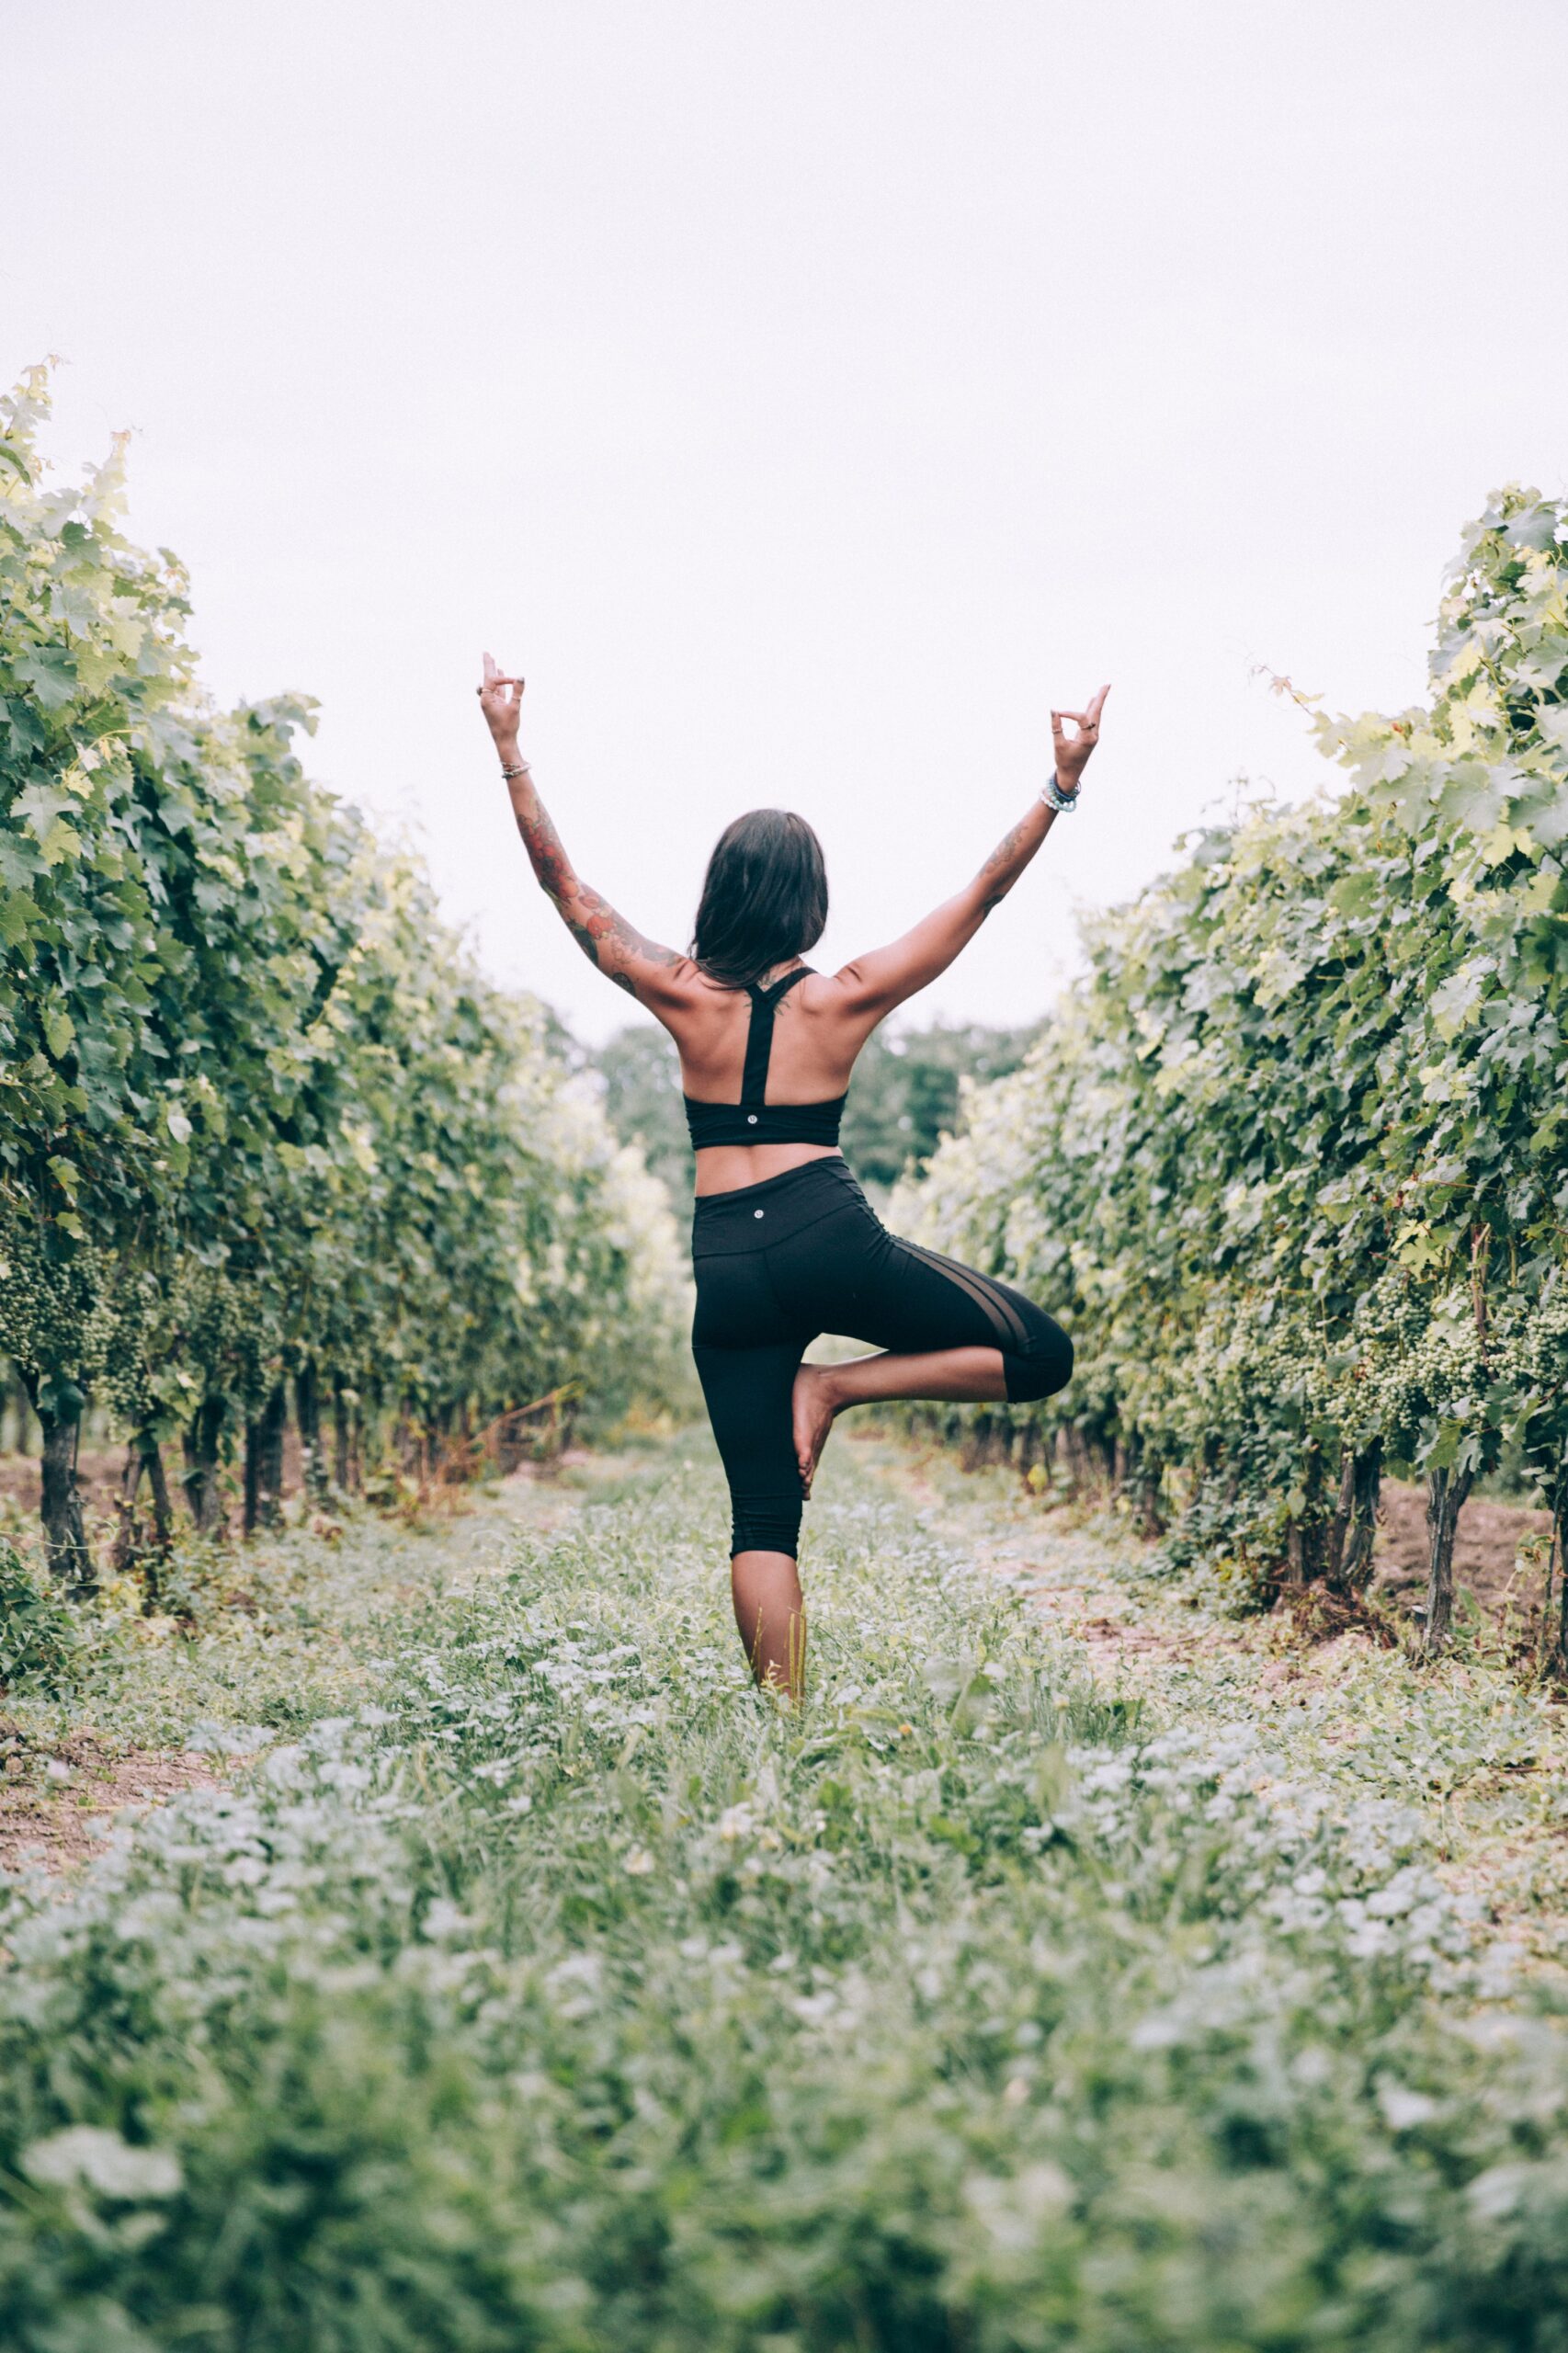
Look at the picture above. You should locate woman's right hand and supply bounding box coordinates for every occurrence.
[477,651,525,753]
[1050,684,1110,792]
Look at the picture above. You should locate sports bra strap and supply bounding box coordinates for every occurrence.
[740,965,812,1108]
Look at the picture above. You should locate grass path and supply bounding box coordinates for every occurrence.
[861,1433,1568,1963]
[4,1429,1568,2348]
[0,1450,587,1873]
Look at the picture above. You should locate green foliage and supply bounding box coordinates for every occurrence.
[0,1536,81,1695]
[3,1446,1566,2348]
[597,1018,696,1200]
[0,362,687,1536]
[841,1018,1042,1191]
[901,487,1568,1592]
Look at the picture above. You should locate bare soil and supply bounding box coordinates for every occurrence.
[0,1724,222,1875]
[0,1444,132,1521]
[0,1430,309,1529]
[1372,1478,1553,1625]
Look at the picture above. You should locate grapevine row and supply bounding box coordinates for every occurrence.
[899,486,1568,1656]
[0,367,687,1589]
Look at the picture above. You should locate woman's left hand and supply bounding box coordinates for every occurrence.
[1051,684,1110,790]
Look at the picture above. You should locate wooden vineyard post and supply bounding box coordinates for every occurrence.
[332,1379,359,1495]
[108,1437,175,1585]
[297,1363,330,1503]
[243,1384,288,1537]
[144,1440,174,1554]
[243,1421,259,1537]
[1286,1445,1328,1587]
[109,1442,142,1576]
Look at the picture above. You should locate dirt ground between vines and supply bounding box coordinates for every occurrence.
[0,1436,311,1529]
[0,1733,222,1874]
[1372,1479,1553,1622]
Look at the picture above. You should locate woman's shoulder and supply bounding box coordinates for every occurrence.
[639,953,707,1006]
[788,968,883,1067]
[642,959,740,1039]
[796,962,865,1017]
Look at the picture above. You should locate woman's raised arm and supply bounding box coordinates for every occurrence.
[478,654,685,1006]
[828,686,1109,1022]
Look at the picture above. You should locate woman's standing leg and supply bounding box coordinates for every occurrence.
[730,1546,807,1695]
[693,1337,811,1696]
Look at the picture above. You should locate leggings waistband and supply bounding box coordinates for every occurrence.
[691,1154,867,1256]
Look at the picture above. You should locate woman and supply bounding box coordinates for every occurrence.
[478,655,1107,1695]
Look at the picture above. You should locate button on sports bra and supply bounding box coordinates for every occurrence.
[683,965,847,1150]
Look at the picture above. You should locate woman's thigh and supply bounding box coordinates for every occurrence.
[778,1202,1072,1404]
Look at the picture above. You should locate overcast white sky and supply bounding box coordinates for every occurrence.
[7,2,1566,1040]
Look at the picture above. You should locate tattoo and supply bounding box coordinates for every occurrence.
[514,784,677,985]
[979,814,1032,882]
[977,813,1036,913]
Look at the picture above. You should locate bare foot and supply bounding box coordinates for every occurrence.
[791,1363,840,1496]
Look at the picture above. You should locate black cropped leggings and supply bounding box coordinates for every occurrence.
[691,1155,1073,1557]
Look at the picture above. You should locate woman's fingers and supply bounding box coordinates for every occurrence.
[1051,687,1111,741]
[478,652,525,713]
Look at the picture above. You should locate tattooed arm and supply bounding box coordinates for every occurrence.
[504,763,681,1000]
[478,655,684,1004]
[828,686,1110,1022]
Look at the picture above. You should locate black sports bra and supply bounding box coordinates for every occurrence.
[683,965,847,1150]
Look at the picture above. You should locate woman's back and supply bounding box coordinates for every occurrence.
[655,963,865,1196]
[668,966,856,1106]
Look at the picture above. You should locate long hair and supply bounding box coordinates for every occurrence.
[690,809,828,989]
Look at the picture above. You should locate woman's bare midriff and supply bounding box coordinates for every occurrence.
[692,1142,845,1198]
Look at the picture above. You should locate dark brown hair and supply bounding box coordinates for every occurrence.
[690,809,828,989]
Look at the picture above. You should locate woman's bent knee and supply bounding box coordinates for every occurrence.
[1003,1313,1074,1404]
